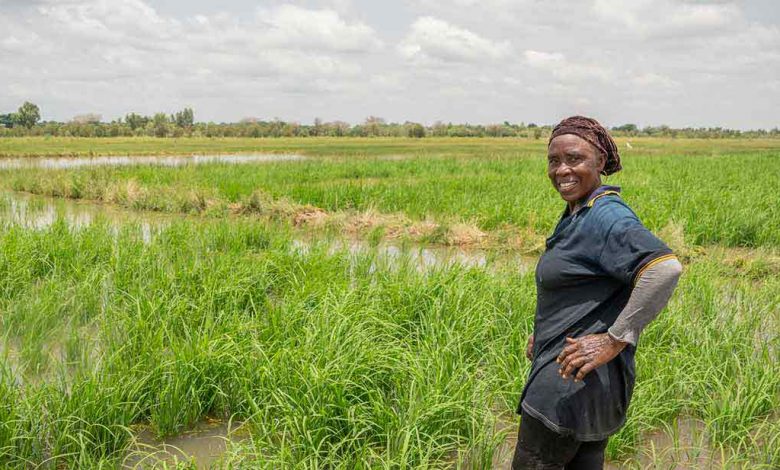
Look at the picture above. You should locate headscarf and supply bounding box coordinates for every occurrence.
[548,116,622,175]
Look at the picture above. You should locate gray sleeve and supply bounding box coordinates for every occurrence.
[607,258,683,346]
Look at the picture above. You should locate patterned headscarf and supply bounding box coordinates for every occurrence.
[549,116,622,175]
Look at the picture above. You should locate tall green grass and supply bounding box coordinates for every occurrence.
[0,216,776,468]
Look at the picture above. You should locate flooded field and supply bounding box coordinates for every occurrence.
[0,191,533,273]
[0,141,777,468]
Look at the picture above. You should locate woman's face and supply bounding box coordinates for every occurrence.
[547,134,606,205]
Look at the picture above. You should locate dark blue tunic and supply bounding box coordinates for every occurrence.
[519,186,673,441]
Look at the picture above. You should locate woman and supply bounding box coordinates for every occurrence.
[512,116,683,469]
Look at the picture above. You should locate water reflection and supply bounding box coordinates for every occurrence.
[0,192,169,243]
[0,192,532,272]
[125,420,246,469]
[0,153,305,170]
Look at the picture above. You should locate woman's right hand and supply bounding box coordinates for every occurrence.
[525,335,534,361]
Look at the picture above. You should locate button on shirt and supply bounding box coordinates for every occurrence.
[519,186,673,441]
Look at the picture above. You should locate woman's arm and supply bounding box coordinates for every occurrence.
[608,258,683,345]
[557,258,682,381]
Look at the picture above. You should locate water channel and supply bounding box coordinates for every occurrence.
[0,191,534,274]
[0,153,306,170]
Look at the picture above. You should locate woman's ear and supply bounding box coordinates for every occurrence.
[599,154,607,175]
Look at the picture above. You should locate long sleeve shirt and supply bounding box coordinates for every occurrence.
[519,185,680,441]
[608,258,682,346]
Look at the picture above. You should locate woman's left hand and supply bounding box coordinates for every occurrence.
[556,334,627,382]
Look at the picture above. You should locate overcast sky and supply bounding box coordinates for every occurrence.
[1,0,778,128]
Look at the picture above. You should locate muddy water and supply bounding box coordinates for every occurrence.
[125,420,247,469]
[0,192,173,245]
[0,153,305,170]
[291,238,534,274]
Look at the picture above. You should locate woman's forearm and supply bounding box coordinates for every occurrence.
[608,258,683,346]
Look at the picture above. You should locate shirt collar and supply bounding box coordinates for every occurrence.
[585,185,621,207]
[562,185,622,218]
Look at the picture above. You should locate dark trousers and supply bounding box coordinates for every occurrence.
[511,411,608,470]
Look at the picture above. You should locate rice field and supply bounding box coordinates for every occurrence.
[2,137,779,249]
[0,137,778,468]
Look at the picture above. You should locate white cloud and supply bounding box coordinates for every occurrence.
[0,1,381,102]
[261,49,363,78]
[631,73,680,90]
[1,35,26,52]
[524,50,613,83]
[523,50,564,68]
[37,0,179,46]
[260,4,382,52]
[398,16,510,63]
[593,0,740,37]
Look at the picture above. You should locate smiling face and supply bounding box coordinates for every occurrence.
[547,134,606,210]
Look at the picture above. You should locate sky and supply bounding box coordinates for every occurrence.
[1,0,778,129]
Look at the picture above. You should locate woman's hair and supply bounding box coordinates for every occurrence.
[549,116,621,175]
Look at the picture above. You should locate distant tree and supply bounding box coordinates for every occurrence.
[15,101,40,129]
[282,122,299,137]
[431,121,448,137]
[613,123,638,136]
[0,108,776,139]
[447,125,472,137]
[486,124,504,137]
[327,120,350,137]
[173,107,194,128]
[268,119,284,137]
[0,113,14,129]
[407,122,425,138]
[312,117,323,136]
[364,116,385,137]
[613,123,638,133]
[125,113,149,131]
[247,124,263,138]
[71,113,102,124]
[151,113,170,137]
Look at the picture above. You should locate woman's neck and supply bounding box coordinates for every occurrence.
[567,182,603,214]
[567,199,588,214]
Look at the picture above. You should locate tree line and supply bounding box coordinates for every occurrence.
[1,102,777,139]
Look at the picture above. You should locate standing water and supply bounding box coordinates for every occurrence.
[0,153,306,169]
[0,192,533,272]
